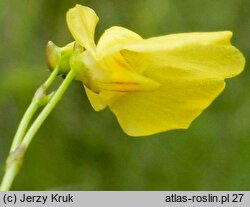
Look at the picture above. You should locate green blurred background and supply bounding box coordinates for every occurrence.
[0,0,249,190]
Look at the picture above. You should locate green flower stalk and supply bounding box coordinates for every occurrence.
[0,42,78,191]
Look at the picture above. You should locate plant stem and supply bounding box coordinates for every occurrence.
[9,68,59,153]
[43,67,59,90]
[0,165,19,191]
[0,69,76,191]
[9,101,39,153]
[21,69,76,148]
[0,146,25,191]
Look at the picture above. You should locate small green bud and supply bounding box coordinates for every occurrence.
[46,41,75,74]
[46,41,61,70]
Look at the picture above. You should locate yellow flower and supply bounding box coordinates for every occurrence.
[66,4,245,136]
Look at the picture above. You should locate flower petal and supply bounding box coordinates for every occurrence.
[84,86,107,111]
[108,31,245,136]
[121,31,245,78]
[97,26,142,58]
[109,75,225,136]
[84,27,153,110]
[66,5,99,53]
[96,54,160,92]
[83,57,160,112]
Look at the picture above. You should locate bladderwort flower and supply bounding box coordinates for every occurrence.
[0,4,245,191]
[65,4,245,136]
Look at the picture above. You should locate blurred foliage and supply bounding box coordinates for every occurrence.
[0,0,249,190]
